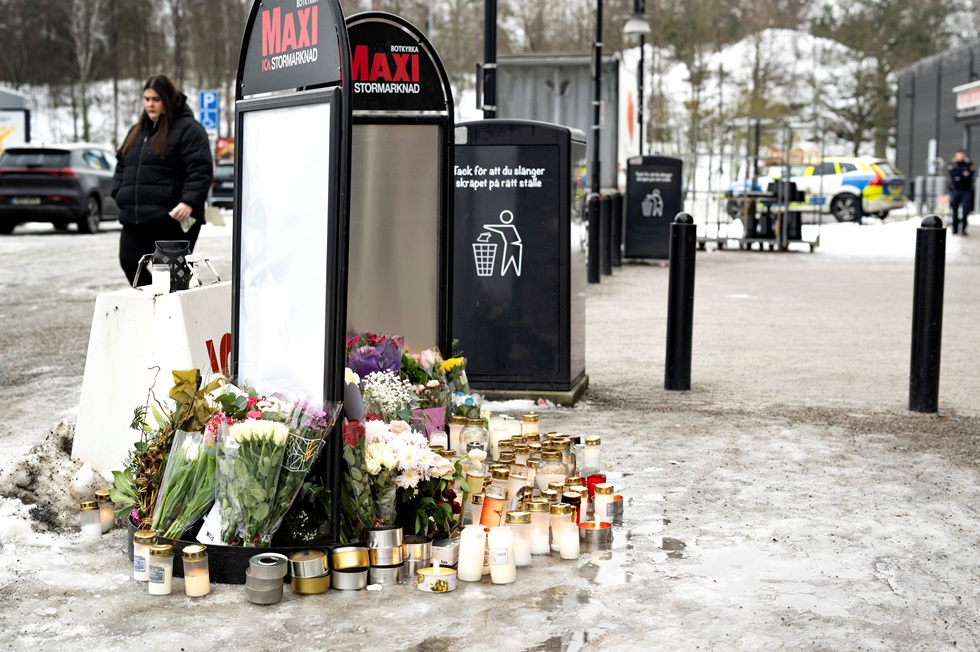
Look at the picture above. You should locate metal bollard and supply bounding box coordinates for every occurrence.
[909,215,946,413]
[665,212,697,391]
[600,195,613,276]
[587,194,601,284]
[611,192,623,267]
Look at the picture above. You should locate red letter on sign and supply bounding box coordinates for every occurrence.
[296,8,311,48]
[370,53,392,82]
[281,12,298,52]
[352,45,368,81]
[391,53,411,82]
[261,8,281,56]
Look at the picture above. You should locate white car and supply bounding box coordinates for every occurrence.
[728,156,907,222]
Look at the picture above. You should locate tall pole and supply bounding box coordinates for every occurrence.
[591,0,603,196]
[483,0,497,119]
[638,34,644,156]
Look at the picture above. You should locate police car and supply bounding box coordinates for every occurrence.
[728,156,907,222]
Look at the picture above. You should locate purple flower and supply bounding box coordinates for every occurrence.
[347,337,402,380]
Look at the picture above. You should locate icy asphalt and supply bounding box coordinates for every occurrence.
[0,214,979,651]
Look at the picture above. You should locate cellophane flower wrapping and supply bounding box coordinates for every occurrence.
[340,422,374,542]
[256,399,343,546]
[151,430,217,539]
[215,419,288,546]
[346,333,403,379]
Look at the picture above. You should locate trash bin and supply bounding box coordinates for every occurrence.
[624,156,684,259]
[452,120,587,398]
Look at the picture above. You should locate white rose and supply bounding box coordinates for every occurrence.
[467,448,487,462]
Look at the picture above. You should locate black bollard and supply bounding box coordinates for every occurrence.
[600,195,613,276]
[588,194,601,284]
[611,192,624,267]
[665,212,697,391]
[909,215,946,413]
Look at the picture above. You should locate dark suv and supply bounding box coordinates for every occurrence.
[208,160,234,209]
[0,143,120,234]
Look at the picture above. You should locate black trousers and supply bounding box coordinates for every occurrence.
[950,190,973,233]
[119,218,203,286]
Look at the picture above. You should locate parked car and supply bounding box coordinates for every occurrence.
[727,156,907,222]
[0,143,120,234]
[208,160,234,209]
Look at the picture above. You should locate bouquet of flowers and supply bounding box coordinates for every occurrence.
[150,430,218,539]
[346,333,403,380]
[257,399,343,546]
[340,416,461,540]
[361,370,414,421]
[215,417,288,546]
[110,368,225,527]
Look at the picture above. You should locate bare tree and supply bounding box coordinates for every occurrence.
[65,0,109,141]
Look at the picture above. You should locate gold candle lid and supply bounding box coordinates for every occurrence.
[595,483,615,495]
[498,452,517,463]
[541,450,562,461]
[94,489,111,502]
[549,503,573,516]
[511,435,527,444]
[514,444,529,454]
[525,459,539,470]
[524,433,541,443]
[548,481,566,492]
[79,501,98,511]
[465,418,484,427]
[449,415,467,425]
[149,544,174,558]
[540,489,559,502]
[498,440,515,449]
[490,468,510,480]
[526,499,550,513]
[565,476,585,487]
[134,530,158,544]
[528,442,543,452]
[505,511,532,525]
[182,544,207,560]
[585,435,601,446]
[522,413,539,423]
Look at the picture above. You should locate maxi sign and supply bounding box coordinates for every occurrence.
[241,0,341,97]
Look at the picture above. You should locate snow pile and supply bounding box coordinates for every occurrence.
[0,419,107,532]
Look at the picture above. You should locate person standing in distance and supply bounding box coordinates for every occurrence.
[112,74,213,285]
[946,149,975,236]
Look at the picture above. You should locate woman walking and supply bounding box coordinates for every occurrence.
[112,74,213,286]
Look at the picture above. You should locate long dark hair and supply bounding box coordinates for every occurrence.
[120,74,180,159]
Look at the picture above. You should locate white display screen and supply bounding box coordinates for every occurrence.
[237,101,333,403]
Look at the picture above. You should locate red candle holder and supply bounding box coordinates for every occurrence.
[586,473,607,501]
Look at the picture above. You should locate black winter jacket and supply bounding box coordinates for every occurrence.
[112,94,213,225]
[947,158,976,193]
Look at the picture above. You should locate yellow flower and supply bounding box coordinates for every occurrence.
[440,357,464,375]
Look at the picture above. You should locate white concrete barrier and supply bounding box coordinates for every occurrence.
[71,282,232,475]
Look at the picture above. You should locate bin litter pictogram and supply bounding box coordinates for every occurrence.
[473,232,498,276]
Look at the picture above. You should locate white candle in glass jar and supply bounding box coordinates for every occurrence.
[528,502,551,555]
[556,523,580,560]
[535,471,567,492]
[429,431,449,449]
[583,436,601,471]
[505,512,532,567]
[488,423,508,461]
[487,526,517,584]
[457,525,486,582]
[148,545,174,595]
[593,483,615,523]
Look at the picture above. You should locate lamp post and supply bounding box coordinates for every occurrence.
[483,0,497,119]
[590,0,603,197]
[623,1,651,157]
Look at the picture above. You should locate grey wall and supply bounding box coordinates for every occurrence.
[896,42,980,179]
[496,55,619,189]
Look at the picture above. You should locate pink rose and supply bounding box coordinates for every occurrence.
[246,396,259,408]
[247,409,263,420]
[432,454,454,478]
[388,420,411,435]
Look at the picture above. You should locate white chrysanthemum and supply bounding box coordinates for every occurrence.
[364,420,391,445]
[395,467,420,490]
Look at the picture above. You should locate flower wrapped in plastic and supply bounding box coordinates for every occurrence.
[257,399,343,546]
[151,430,218,539]
[361,371,414,421]
[346,333,403,380]
[215,418,288,546]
